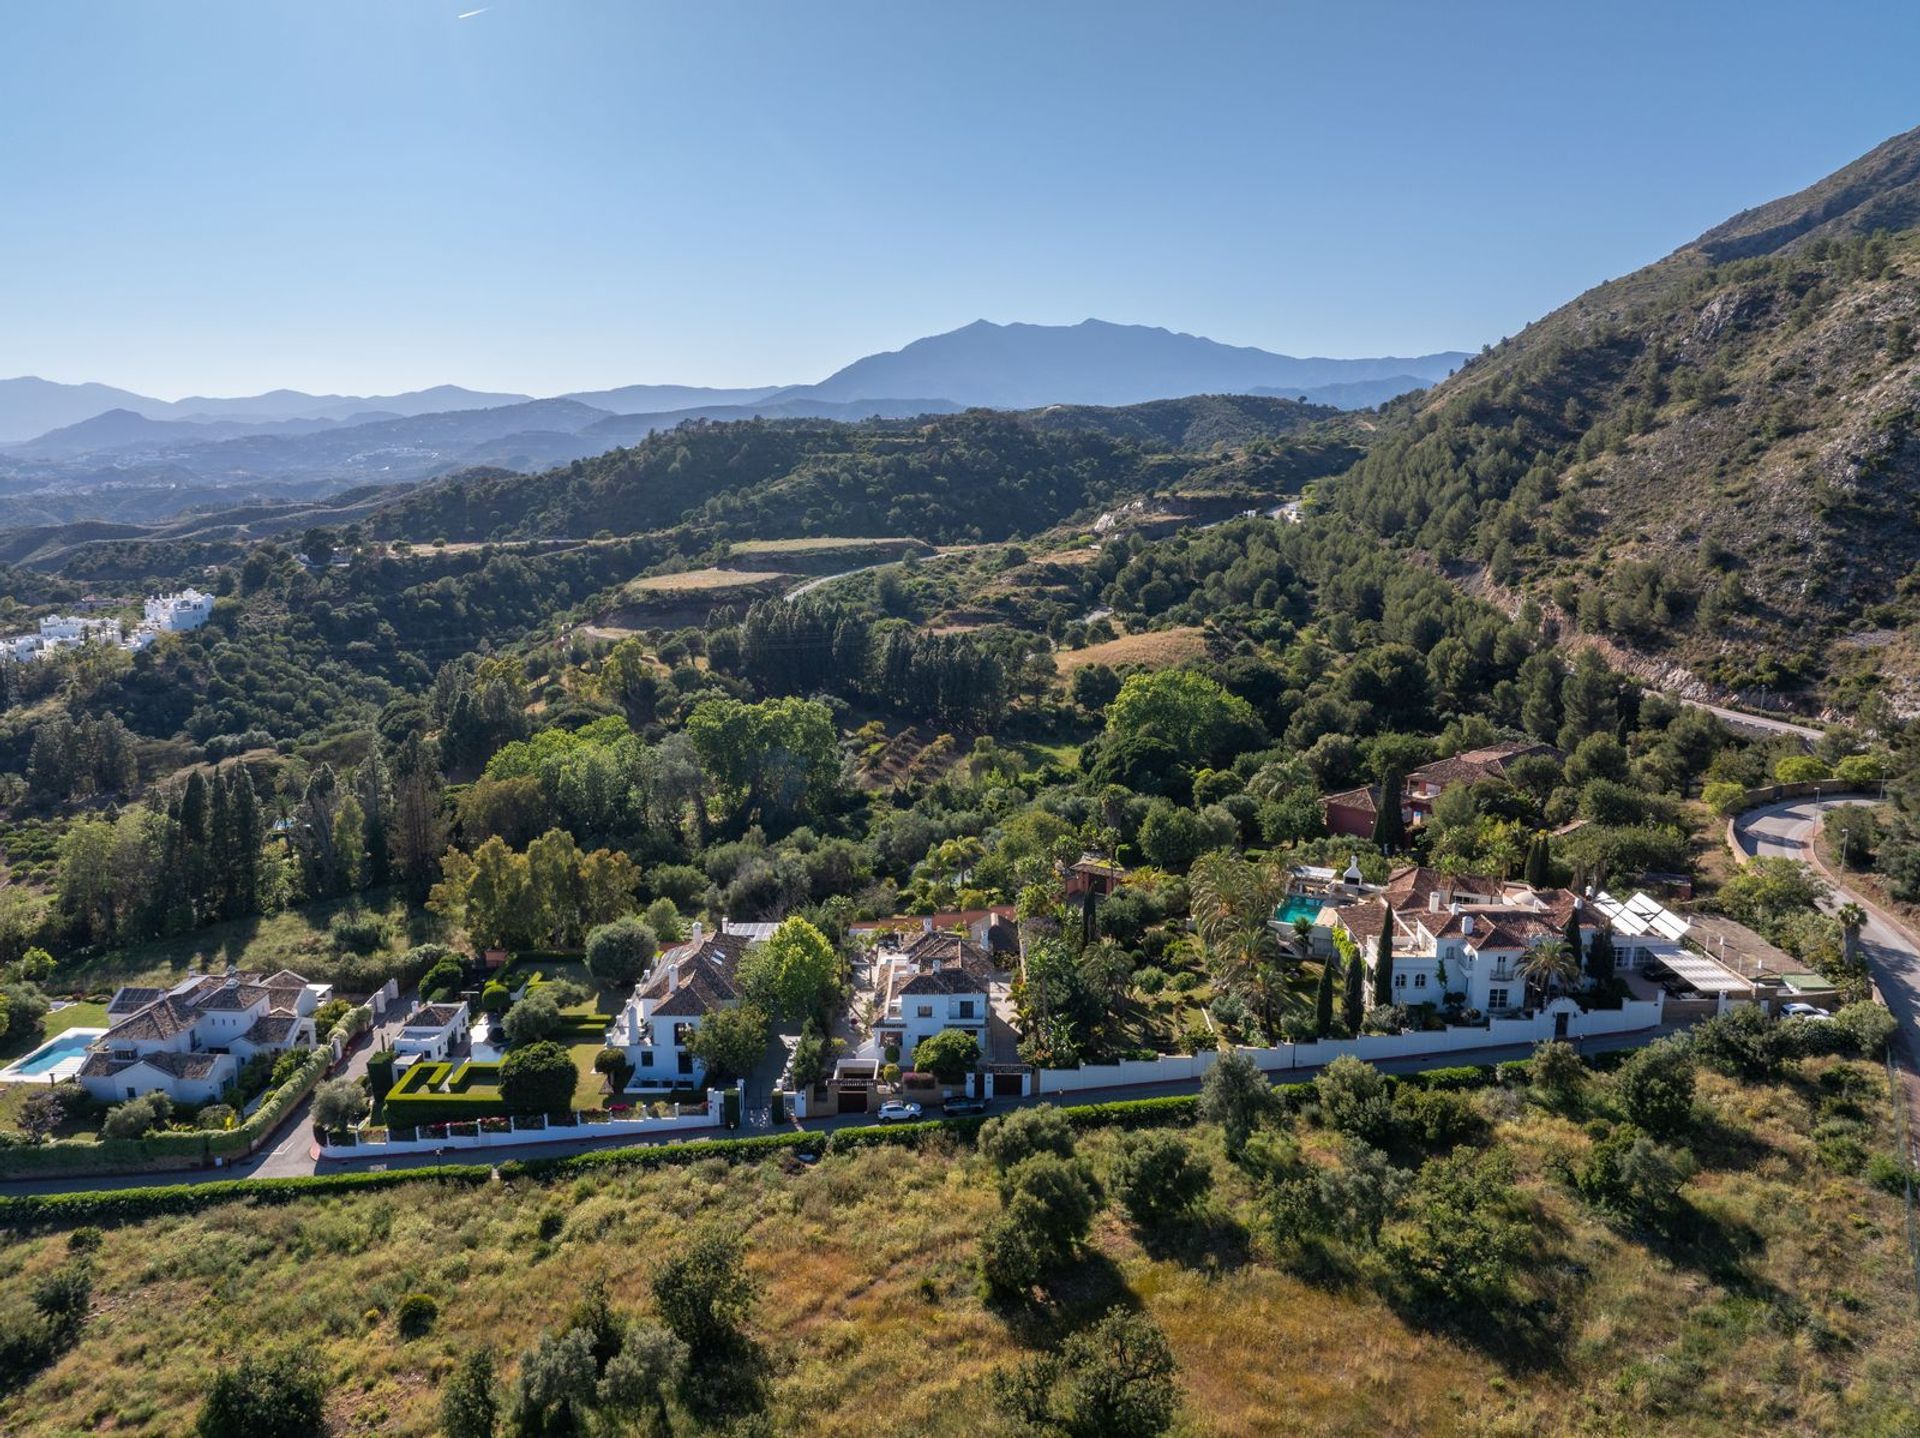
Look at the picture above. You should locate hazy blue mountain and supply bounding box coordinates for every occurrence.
[563,383,786,411]
[580,395,962,447]
[0,377,158,443]
[780,319,1468,409]
[9,407,344,458]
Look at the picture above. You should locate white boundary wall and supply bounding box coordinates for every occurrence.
[319,1090,725,1159]
[1033,997,1663,1096]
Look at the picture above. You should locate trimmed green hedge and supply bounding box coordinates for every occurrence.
[383,1059,508,1125]
[0,1047,329,1181]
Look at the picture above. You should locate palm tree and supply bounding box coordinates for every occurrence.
[1519,939,1581,1010]
[1289,915,1315,971]
[1837,901,1867,966]
[1187,850,1285,1032]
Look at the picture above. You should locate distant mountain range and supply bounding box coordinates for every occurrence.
[0,320,1465,531]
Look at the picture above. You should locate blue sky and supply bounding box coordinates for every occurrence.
[2,1,1916,398]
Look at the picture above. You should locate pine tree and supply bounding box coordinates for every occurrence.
[1343,943,1365,1032]
[1372,907,1396,1009]
[1370,770,1405,852]
[1315,956,1336,1038]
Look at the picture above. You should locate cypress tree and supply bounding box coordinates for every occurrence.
[1563,906,1584,972]
[1315,957,1336,1038]
[1370,769,1405,852]
[1524,832,1550,889]
[1587,926,1615,987]
[1343,943,1365,1032]
[1372,907,1396,1009]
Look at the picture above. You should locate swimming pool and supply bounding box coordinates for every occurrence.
[1274,896,1326,928]
[2,1028,106,1081]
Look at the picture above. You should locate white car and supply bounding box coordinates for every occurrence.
[1781,1002,1832,1020]
[875,1100,923,1124]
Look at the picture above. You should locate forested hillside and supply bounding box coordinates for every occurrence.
[1325,126,1920,715]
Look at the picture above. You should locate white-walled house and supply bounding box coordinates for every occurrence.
[607,929,754,1088]
[1328,866,1596,1016]
[144,588,215,632]
[78,968,329,1104]
[394,1000,470,1062]
[871,931,997,1065]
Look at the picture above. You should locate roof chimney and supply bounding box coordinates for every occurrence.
[1429,890,1442,913]
[689,921,703,946]
[922,916,933,934]
[668,962,682,993]
[1462,914,1475,936]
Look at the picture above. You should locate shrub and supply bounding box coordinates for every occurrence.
[440,1349,498,1438]
[1002,1153,1101,1256]
[1702,781,1747,817]
[329,909,390,955]
[1866,1152,1914,1194]
[196,1351,328,1438]
[1393,1087,1487,1148]
[499,1041,577,1116]
[1316,1055,1393,1145]
[650,1230,756,1356]
[593,1047,633,1092]
[1834,1001,1897,1057]
[991,1306,1177,1438]
[1528,1040,1585,1106]
[1573,1123,1696,1223]
[1693,1005,1802,1078]
[1615,1036,1696,1138]
[503,989,564,1046]
[978,1105,1076,1170]
[311,1077,369,1133]
[396,1292,439,1339]
[584,916,658,987]
[977,1197,1050,1301]
[1109,1131,1211,1229]
[195,1104,237,1131]
[914,1027,982,1083]
[479,980,511,1015]
[421,955,466,1002]
[1385,1148,1527,1310]
[102,1092,172,1140]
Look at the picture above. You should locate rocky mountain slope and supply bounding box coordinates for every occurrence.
[1326,125,1920,714]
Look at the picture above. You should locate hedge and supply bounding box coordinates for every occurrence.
[0,1047,329,1181]
[0,1052,1601,1228]
[383,1059,509,1126]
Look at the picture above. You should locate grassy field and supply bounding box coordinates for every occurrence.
[60,891,440,994]
[3,1060,1915,1436]
[1056,626,1209,674]
[625,567,790,594]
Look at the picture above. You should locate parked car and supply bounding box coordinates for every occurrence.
[875,1100,923,1123]
[1781,1002,1833,1020]
[942,1096,990,1116]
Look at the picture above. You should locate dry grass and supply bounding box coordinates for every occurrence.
[1055,626,1208,674]
[3,1065,1916,1436]
[726,537,926,556]
[625,568,791,594]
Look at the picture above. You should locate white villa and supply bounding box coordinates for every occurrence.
[870,930,998,1066]
[78,968,331,1104]
[393,1000,470,1062]
[1,587,215,665]
[607,926,756,1088]
[1326,866,1598,1016]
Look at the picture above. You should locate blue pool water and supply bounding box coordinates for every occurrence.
[1275,896,1325,927]
[13,1030,99,1075]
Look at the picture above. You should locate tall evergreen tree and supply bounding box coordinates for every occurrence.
[226,764,264,918]
[390,732,444,895]
[1372,906,1396,1009]
[1563,906,1585,973]
[1370,770,1405,852]
[355,744,393,890]
[1342,942,1365,1032]
[1523,832,1550,889]
[1315,955,1336,1038]
[1586,925,1615,987]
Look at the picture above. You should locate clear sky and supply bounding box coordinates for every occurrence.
[2,1,1916,399]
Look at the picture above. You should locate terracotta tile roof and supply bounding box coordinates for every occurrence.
[242,1015,299,1045]
[897,932,996,980]
[650,968,738,1017]
[103,995,202,1043]
[898,968,989,997]
[195,982,272,1012]
[406,1003,466,1028]
[1320,785,1379,814]
[1408,742,1558,790]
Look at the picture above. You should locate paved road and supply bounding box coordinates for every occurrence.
[1732,797,1920,1138]
[1690,701,1825,743]
[783,548,968,602]
[5,1022,1680,1196]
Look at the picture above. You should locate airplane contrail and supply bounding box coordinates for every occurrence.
[457,7,489,17]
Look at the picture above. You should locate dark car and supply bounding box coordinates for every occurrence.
[942,1096,991,1116]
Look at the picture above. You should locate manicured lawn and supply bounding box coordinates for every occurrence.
[0,1000,111,1135]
